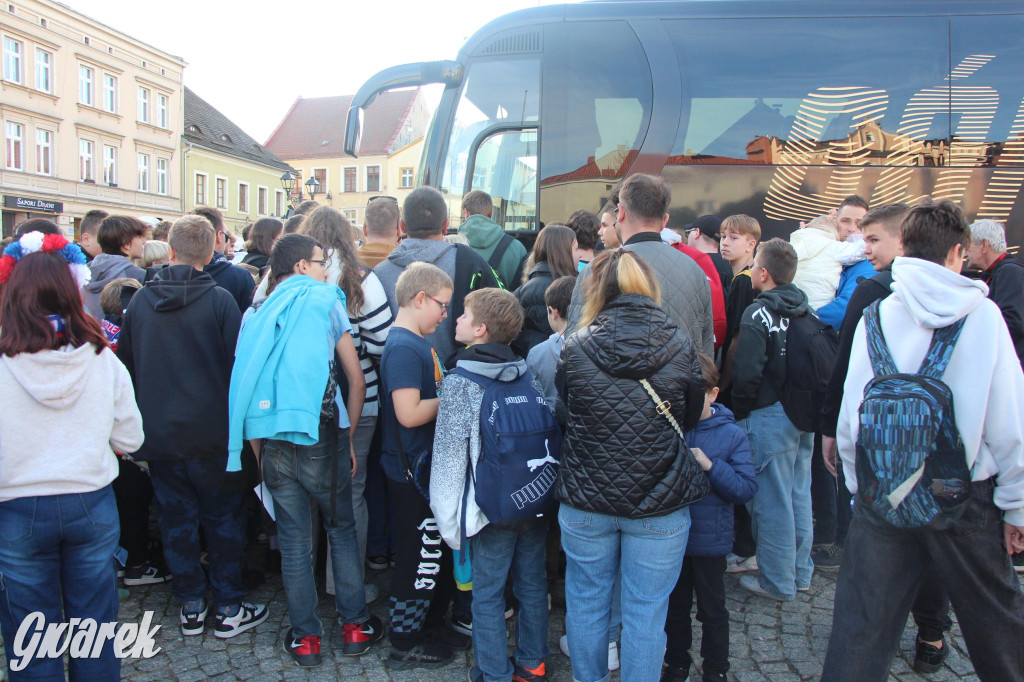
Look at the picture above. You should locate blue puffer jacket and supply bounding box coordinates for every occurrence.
[685,404,758,556]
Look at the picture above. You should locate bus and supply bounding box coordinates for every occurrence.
[344,0,1024,249]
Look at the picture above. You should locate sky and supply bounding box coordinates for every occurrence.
[66,0,566,144]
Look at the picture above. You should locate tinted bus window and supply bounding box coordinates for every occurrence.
[665,16,949,228]
[539,21,652,225]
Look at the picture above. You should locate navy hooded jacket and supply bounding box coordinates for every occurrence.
[205,251,255,312]
[684,403,758,556]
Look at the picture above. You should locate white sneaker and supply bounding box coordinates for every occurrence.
[558,635,620,672]
[179,600,208,636]
[213,602,269,638]
[724,553,758,574]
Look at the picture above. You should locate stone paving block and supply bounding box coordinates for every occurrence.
[758,661,792,674]
[175,668,209,682]
[735,672,770,682]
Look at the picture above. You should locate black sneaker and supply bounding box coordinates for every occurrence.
[342,614,383,656]
[366,554,390,571]
[436,624,472,651]
[386,641,453,670]
[810,542,842,570]
[660,665,689,682]
[123,562,172,586]
[213,601,269,638]
[283,628,322,668]
[179,600,207,636]
[914,636,949,674]
[1013,551,1024,573]
[451,613,472,635]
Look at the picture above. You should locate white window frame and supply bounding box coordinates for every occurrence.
[400,167,414,189]
[3,36,21,84]
[342,208,358,224]
[102,144,117,185]
[137,86,149,123]
[78,64,93,105]
[34,48,50,93]
[102,73,117,113]
[6,121,23,170]
[156,93,168,129]
[215,175,227,209]
[238,181,249,213]
[79,138,94,181]
[257,185,268,216]
[275,189,285,216]
[156,158,168,196]
[195,172,207,205]
[365,164,381,193]
[342,164,358,193]
[137,152,150,192]
[35,128,52,175]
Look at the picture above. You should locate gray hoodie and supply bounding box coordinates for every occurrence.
[374,238,459,363]
[83,254,146,320]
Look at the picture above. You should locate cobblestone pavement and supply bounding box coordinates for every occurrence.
[4,561,1010,681]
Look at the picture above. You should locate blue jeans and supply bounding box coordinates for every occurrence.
[470,523,550,681]
[559,504,690,682]
[0,486,123,681]
[739,402,814,600]
[263,425,369,637]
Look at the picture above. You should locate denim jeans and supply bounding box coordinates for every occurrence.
[326,415,376,595]
[149,458,245,609]
[739,403,814,600]
[823,482,1024,681]
[263,425,369,637]
[560,504,690,682]
[470,523,550,681]
[810,434,852,547]
[0,486,123,681]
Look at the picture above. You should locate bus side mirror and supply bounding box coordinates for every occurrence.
[344,107,364,158]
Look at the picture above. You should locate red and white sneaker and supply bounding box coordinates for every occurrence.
[283,629,322,667]
[342,614,383,656]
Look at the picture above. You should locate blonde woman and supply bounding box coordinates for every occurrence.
[557,249,709,682]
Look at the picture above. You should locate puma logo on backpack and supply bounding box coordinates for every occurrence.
[854,301,972,528]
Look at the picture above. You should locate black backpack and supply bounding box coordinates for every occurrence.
[779,311,839,432]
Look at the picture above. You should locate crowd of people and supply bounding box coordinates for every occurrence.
[0,174,1022,682]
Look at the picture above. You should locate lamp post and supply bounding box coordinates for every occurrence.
[305,176,320,200]
[280,170,302,208]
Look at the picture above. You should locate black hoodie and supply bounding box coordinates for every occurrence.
[731,283,808,420]
[117,265,241,461]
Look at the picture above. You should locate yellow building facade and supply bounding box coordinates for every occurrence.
[0,0,184,238]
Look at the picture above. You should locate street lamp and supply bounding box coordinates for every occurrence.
[305,176,320,200]
[280,170,301,207]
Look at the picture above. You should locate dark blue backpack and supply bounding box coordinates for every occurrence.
[451,366,561,529]
[854,302,972,528]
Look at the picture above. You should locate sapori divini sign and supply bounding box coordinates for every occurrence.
[3,195,63,213]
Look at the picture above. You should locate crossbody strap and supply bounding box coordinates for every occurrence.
[639,378,686,442]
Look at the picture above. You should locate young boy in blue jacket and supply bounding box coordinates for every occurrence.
[663,353,758,682]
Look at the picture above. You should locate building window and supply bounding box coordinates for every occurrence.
[195,173,207,205]
[6,121,23,170]
[137,153,149,192]
[258,186,267,215]
[102,145,116,185]
[343,166,357,193]
[238,183,249,213]
[3,37,21,83]
[78,65,93,105]
[216,177,226,208]
[313,168,327,194]
[35,129,51,175]
[342,209,358,224]
[366,165,381,192]
[400,167,414,188]
[102,74,116,112]
[34,48,50,92]
[156,93,168,128]
[156,158,168,195]
[275,190,284,216]
[137,87,149,123]
[79,139,94,181]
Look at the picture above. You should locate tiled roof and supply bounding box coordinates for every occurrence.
[541,151,759,185]
[183,88,293,172]
[264,89,422,159]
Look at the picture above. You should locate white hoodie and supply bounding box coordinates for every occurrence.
[838,257,1024,526]
[0,343,144,502]
[791,227,866,310]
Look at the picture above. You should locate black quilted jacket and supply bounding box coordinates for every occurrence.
[556,294,710,518]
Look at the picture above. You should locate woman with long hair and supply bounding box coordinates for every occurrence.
[299,205,394,598]
[557,249,709,682]
[512,224,580,356]
[242,217,284,276]
[0,233,144,679]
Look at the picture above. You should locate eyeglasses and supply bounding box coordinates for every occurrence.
[426,294,449,313]
[307,258,330,268]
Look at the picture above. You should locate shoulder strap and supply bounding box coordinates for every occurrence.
[917,317,967,379]
[862,301,898,377]
[488,234,515,271]
[639,378,686,442]
[450,366,492,390]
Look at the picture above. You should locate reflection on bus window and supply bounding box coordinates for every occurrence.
[441,58,539,228]
[471,131,538,231]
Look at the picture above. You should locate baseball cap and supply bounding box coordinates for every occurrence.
[692,214,721,241]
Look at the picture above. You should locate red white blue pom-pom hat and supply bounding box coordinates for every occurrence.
[0,231,91,288]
